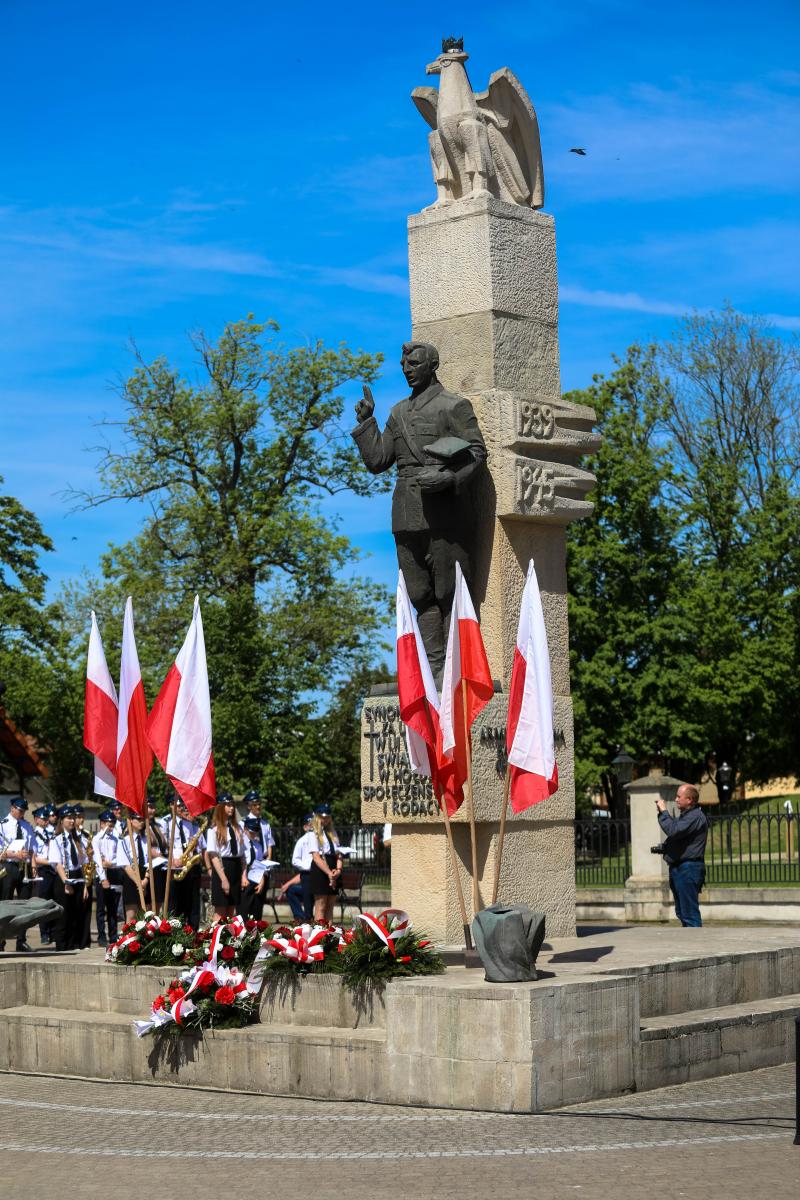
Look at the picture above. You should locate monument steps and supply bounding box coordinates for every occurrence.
[636,993,800,1090]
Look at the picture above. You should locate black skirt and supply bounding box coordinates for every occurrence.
[309,848,339,898]
[211,856,242,907]
[122,870,144,908]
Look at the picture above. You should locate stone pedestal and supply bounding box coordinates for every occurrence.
[624,772,683,922]
[361,195,597,943]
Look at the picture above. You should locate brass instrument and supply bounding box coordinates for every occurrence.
[81,832,96,886]
[174,816,208,881]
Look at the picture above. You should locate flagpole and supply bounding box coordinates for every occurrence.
[126,817,146,911]
[438,794,474,951]
[144,812,157,912]
[491,764,511,905]
[461,679,481,917]
[162,797,179,919]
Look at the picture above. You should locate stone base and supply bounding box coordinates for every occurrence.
[2,929,799,1111]
[624,875,675,922]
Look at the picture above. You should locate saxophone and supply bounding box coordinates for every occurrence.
[174,817,208,881]
[82,834,97,886]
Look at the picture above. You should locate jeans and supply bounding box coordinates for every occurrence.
[669,860,705,927]
[285,882,309,923]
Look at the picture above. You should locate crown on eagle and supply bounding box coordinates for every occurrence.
[441,36,464,53]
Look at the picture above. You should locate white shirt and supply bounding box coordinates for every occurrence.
[0,814,33,854]
[32,826,52,861]
[48,832,88,875]
[163,816,207,860]
[293,829,338,869]
[206,824,247,861]
[115,832,149,873]
[93,830,119,884]
[243,837,266,882]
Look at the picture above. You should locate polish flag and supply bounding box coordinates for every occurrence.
[83,612,118,799]
[506,560,558,812]
[146,596,216,817]
[396,573,445,800]
[116,597,152,816]
[438,563,494,815]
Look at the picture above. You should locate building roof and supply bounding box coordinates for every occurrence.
[0,706,49,778]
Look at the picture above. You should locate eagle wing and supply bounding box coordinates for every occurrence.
[411,86,439,130]
[475,68,544,208]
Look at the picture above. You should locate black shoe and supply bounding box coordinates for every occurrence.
[15,942,32,953]
[40,937,52,945]
[97,937,107,947]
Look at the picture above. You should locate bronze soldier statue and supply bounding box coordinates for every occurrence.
[352,341,486,677]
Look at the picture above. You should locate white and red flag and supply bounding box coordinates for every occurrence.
[506,560,558,812]
[146,596,216,817]
[83,612,118,799]
[438,562,494,815]
[116,597,152,816]
[396,572,445,800]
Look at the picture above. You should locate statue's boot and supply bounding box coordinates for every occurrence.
[417,606,445,683]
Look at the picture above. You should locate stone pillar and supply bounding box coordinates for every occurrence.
[624,772,683,922]
[360,195,597,943]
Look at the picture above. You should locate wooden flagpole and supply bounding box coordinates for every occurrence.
[126,817,146,910]
[461,678,481,917]
[439,794,474,951]
[491,764,511,905]
[162,797,179,919]
[143,812,157,912]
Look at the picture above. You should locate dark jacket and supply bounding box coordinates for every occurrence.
[657,805,708,866]
[352,381,486,534]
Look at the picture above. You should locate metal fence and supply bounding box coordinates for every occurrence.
[573,811,800,888]
[271,824,391,890]
[574,817,631,887]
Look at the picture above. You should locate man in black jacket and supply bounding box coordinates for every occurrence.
[656,784,708,927]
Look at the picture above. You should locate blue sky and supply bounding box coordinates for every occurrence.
[2,0,798,629]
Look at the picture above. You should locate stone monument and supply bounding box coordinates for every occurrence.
[360,40,598,943]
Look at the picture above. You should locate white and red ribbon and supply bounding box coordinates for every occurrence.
[267,923,332,964]
[357,909,411,957]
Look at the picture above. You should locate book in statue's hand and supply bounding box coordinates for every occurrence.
[424,435,472,462]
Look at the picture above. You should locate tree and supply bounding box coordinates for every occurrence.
[66,317,391,816]
[567,311,800,805]
[0,476,54,655]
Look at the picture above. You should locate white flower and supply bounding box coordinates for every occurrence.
[111,947,118,960]
[171,944,185,958]
[169,918,181,929]
[143,910,157,920]
[135,920,146,932]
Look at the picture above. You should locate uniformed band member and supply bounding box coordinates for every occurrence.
[286,812,315,921]
[241,791,275,860]
[0,796,34,952]
[239,818,267,921]
[145,795,169,907]
[164,797,206,930]
[71,804,94,948]
[48,806,89,951]
[93,811,121,946]
[31,806,56,945]
[300,804,342,924]
[115,814,151,923]
[206,795,247,922]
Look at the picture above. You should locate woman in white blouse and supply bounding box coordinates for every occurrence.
[206,795,247,923]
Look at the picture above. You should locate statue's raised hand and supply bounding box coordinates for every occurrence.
[355,384,375,424]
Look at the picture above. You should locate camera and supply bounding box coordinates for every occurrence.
[650,844,666,854]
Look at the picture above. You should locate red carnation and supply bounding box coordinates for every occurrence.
[245,919,256,931]
[195,970,215,993]
[153,995,166,1011]
[399,955,412,963]
[220,945,235,961]
[167,986,185,1004]
[214,986,235,1006]
[183,925,194,935]
[418,940,431,948]
[256,920,268,931]
[127,940,141,953]
[159,920,171,934]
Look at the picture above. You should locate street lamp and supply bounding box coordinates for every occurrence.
[610,748,635,817]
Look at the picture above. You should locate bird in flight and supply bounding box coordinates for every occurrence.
[569,147,587,155]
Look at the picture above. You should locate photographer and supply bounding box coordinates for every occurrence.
[655,784,708,928]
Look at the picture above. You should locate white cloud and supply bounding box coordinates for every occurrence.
[560,283,800,331]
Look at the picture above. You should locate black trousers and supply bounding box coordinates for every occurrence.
[52,875,86,951]
[171,871,202,929]
[300,870,314,921]
[239,881,265,922]
[34,867,56,941]
[95,880,119,942]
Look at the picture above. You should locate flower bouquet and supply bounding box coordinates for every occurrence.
[134,915,273,1039]
[105,912,197,966]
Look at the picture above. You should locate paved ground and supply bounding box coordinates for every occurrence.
[0,1064,796,1200]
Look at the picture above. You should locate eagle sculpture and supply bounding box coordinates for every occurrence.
[412,40,545,211]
